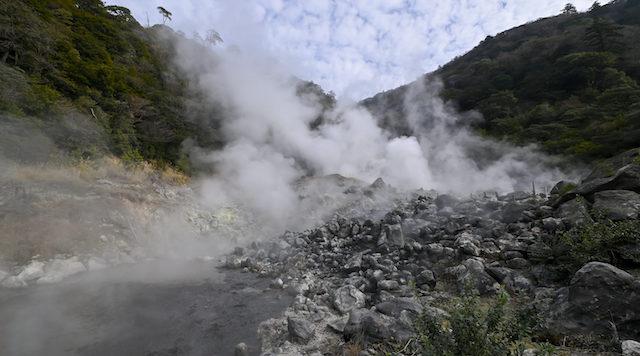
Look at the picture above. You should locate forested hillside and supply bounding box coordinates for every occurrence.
[3,0,639,170]
[0,0,201,168]
[364,0,640,162]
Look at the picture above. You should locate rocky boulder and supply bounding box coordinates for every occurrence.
[343,308,412,342]
[287,316,315,342]
[384,224,405,248]
[592,190,640,220]
[554,198,593,227]
[555,164,640,206]
[456,259,499,295]
[548,262,640,340]
[623,340,640,356]
[333,285,366,314]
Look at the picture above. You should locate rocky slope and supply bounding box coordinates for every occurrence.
[222,149,640,355]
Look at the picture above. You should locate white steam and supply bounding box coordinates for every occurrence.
[165,32,566,233]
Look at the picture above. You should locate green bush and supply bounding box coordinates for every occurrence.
[559,213,640,271]
[410,291,539,356]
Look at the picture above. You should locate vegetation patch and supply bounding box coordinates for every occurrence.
[378,291,548,356]
[558,212,640,272]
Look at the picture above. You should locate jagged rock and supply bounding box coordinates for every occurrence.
[287,316,315,342]
[370,177,387,190]
[622,340,640,356]
[505,257,530,270]
[548,262,640,339]
[541,217,563,232]
[501,202,532,224]
[426,243,444,257]
[503,250,523,260]
[401,218,424,239]
[384,224,404,248]
[344,253,363,273]
[435,194,458,210]
[555,198,593,227]
[271,278,284,289]
[37,257,86,284]
[550,180,576,196]
[378,280,400,291]
[455,232,481,256]
[457,259,499,295]
[375,297,422,317]
[416,269,436,288]
[333,285,366,314]
[16,260,45,282]
[327,315,349,333]
[527,241,553,262]
[485,264,513,283]
[570,164,640,201]
[505,274,533,294]
[593,190,640,220]
[344,308,411,341]
[234,342,249,356]
[370,269,385,281]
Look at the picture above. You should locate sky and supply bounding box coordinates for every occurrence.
[106,0,594,100]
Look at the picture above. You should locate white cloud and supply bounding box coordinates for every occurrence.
[106,0,594,99]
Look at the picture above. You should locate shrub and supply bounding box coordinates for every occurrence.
[559,213,640,271]
[409,291,539,356]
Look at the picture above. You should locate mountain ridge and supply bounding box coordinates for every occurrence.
[362,0,640,163]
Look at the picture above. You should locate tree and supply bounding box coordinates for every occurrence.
[157,6,172,24]
[563,3,578,14]
[106,5,135,23]
[205,29,223,46]
[585,18,625,52]
[589,1,602,12]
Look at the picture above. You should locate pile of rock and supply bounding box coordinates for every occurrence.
[225,158,640,355]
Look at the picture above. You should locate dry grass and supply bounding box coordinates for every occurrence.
[342,341,364,356]
[7,156,189,186]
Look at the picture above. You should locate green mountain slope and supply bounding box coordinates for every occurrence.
[0,0,336,171]
[0,0,197,167]
[363,0,640,162]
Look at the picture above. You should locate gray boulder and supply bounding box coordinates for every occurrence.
[344,253,363,273]
[501,202,530,224]
[378,280,400,291]
[385,224,405,248]
[623,340,640,356]
[287,316,315,342]
[593,190,640,220]
[454,232,481,257]
[457,259,499,295]
[375,297,423,318]
[333,285,366,314]
[548,262,640,339]
[435,194,458,210]
[416,269,436,288]
[555,198,593,227]
[344,308,412,341]
[234,342,249,356]
[555,164,640,206]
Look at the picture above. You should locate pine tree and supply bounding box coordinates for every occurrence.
[585,18,625,52]
[563,3,578,14]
